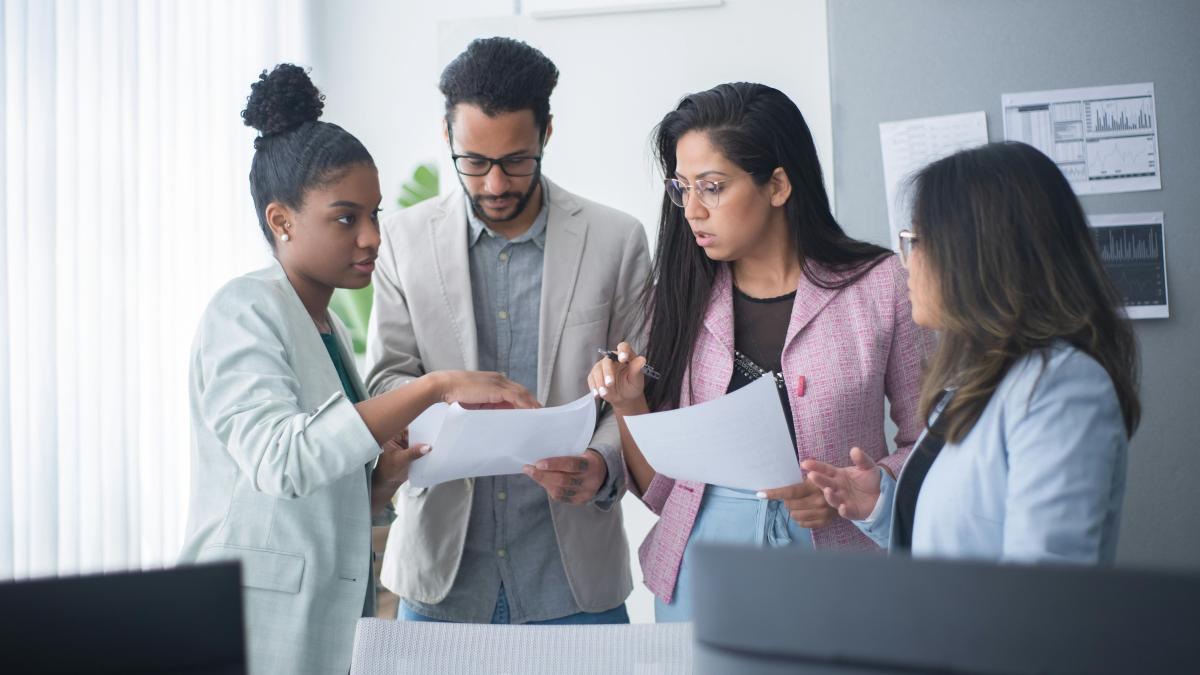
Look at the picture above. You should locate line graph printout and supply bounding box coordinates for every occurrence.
[1003,83,1161,195]
[1088,212,1169,320]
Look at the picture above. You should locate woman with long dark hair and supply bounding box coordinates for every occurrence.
[588,83,930,621]
[178,65,536,674]
[805,141,1139,562]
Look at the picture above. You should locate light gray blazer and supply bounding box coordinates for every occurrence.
[366,178,650,611]
[179,262,383,675]
[859,342,1129,563]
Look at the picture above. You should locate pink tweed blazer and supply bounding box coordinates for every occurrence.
[634,256,931,603]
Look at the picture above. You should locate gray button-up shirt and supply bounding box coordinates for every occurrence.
[405,192,616,624]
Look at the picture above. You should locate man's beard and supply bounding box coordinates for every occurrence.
[463,170,542,224]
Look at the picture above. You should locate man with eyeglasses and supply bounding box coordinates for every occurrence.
[366,37,650,626]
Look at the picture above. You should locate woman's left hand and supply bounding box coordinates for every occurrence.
[370,433,430,513]
[759,476,838,529]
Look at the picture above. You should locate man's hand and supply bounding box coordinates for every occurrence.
[523,449,608,505]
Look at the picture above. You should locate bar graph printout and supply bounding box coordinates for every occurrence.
[1003,82,1161,195]
[1088,212,1169,320]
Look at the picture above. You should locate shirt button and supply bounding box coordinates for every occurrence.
[497,549,507,558]
[499,251,509,262]
[497,491,507,501]
[498,310,508,320]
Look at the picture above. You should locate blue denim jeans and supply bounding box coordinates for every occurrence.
[654,485,813,623]
[401,586,630,625]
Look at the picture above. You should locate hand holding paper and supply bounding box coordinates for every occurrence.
[406,393,598,488]
[522,450,608,505]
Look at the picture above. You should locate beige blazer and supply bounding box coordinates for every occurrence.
[179,262,383,675]
[366,178,650,612]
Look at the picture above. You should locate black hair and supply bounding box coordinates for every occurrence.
[438,37,559,140]
[241,63,374,248]
[644,82,891,411]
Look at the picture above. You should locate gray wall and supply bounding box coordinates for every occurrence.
[828,0,1200,570]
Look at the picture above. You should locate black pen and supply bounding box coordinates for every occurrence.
[597,348,662,380]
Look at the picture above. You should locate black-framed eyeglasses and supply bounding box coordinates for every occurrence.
[451,154,543,177]
[664,177,735,209]
[898,229,920,266]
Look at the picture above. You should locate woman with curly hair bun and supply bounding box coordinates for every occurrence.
[177,64,536,674]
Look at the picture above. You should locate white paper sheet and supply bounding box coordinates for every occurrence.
[1002,82,1161,195]
[406,394,598,488]
[623,374,802,491]
[1088,212,1170,320]
[880,111,989,250]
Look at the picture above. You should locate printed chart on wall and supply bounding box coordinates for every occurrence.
[1002,82,1161,195]
[1088,212,1169,320]
[879,111,989,250]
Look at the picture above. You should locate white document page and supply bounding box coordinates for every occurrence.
[623,374,802,491]
[406,394,598,488]
[880,111,989,250]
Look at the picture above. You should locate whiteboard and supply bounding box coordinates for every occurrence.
[436,0,834,246]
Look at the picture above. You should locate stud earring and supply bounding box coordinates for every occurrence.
[281,233,291,242]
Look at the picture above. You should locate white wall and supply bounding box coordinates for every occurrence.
[310,0,833,237]
[307,0,515,210]
[308,0,834,624]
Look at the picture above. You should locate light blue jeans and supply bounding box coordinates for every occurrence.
[654,486,813,623]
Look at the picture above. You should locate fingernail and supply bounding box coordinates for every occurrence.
[617,352,628,362]
[536,461,548,470]
[522,465,534,475]
[598,386,608,396]
[755,491,767,499]
[591,388,599,397]
[420,446,432,455]
[604,375,614,385]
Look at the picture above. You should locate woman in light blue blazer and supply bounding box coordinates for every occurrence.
[805,141,1140,563]
[177,65,537,675]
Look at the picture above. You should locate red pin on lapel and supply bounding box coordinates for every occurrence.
[795,375,806,398]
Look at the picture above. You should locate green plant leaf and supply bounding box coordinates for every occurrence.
[330,285,373,354]
[398,163,439,208]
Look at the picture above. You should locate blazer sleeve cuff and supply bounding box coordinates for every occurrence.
[588,441,624,511]
[852,467,896,548]
[641,473,675,515]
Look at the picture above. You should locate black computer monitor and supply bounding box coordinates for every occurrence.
[0,561,245,674]
[691,544,1198,674]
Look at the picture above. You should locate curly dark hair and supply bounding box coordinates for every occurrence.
[438,37,559,139]
[241,63,374,248]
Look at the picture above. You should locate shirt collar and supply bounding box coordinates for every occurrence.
[465,182,549,250]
